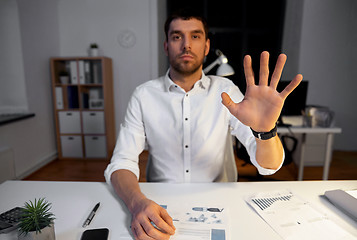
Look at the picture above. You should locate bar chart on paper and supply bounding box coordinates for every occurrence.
[246,190,356,240]
[251,194,293,211]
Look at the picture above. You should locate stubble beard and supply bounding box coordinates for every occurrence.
[169,51,205,76]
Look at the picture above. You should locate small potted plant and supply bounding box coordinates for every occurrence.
[18,198,56,240]
[58,70,69,84]
[89,43,99,56]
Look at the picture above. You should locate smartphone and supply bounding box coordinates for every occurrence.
[80,228,109,240]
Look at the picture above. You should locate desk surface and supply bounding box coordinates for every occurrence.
[1,180,356,240]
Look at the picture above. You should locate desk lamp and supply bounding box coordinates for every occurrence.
[203,49,235,76]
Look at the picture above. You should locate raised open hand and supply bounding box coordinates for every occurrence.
[222,51,303,132]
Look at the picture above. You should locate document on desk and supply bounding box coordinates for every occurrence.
[164,205,229,240]
[116,205,229,240]
[245,190,355,240]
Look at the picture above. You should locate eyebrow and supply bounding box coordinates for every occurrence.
[169,29,205,36]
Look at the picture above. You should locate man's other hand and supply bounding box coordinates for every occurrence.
[130,198,176,240]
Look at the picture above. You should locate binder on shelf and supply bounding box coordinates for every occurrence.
[67,86,79,109]
[82,92,89,109]
[78,60,85,84]
[55,87,64,109]
[84,61,91,84]
[91,61,102,84]
[70,61,78,84]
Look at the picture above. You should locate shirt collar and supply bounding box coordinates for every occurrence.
[164,69,211,92]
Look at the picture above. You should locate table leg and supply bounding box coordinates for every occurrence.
[298,133,306,181]
[323,133,334,180]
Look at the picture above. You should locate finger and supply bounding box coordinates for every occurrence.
[270,53,287,89]
[159,209,176,233]
[149,211,175,236]
[142,219,171,240]
[280,74,303,99]
[132,222,154,240]
[243,55,255,86]
[259,51,270,86]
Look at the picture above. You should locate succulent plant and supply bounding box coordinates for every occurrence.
[18,198,55,236]
[59,70,69,77]
[90,43,98,49]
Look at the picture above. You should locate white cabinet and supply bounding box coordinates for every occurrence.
[286,133,328,166]
[82,111,105,134]
[304,134,328,166]
[84,136,107,158]
[60,136,83,158]
[58,111,81,133]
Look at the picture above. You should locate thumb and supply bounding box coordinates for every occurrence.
[221,92,235,110]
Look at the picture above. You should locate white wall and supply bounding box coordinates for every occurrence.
[0,0,60,178]
[0,0,28,114]
[283,0,357,151]
[0,0,161,179]
[57,0,160,130]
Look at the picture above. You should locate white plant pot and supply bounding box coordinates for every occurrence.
[89,48,98,57]
[18,225,55,240]
[59,76,69,84]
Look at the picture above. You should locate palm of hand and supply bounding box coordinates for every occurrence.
[222,51,303,132]
[233,85,284,132]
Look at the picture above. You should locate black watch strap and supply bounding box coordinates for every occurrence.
[250,124,277,140]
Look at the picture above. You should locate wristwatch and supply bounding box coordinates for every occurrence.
[250,124,277,140]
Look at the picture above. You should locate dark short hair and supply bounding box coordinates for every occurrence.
[164,8,209,41]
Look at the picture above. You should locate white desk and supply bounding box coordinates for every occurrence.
[278,126,342,181]
[0,180,356,239]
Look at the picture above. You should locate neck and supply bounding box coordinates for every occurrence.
[169,68,203,92]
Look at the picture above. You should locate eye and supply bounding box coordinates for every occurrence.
[172,34,181,41]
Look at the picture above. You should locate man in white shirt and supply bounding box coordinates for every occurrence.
[104,9,302,240]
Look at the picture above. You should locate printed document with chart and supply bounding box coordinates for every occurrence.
[245,189,355,240]
[164,204,229,240]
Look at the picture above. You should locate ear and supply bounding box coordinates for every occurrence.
[204,39,210,57]
[164,41,168,56]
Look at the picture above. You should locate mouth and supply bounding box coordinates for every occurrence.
[179,54,194,61]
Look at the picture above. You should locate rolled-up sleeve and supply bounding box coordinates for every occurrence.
[231,119,284,175]
[104,90,146,186]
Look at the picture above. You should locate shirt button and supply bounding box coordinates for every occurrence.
[185,145,188,148]
[186,170,189,173]
[186,94,188,97]
[185,118,188,121]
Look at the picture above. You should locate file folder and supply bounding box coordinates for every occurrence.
[70,61,78,84]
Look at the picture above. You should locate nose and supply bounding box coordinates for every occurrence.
[182,36,191,51]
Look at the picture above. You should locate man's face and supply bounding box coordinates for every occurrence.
[164,18,210,76]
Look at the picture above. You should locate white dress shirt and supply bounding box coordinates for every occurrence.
[104,71,283,184]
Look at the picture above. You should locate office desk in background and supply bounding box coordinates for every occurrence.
[0,180,356,239]
[278,126,342,181]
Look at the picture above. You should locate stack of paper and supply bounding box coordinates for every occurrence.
[245,190,355,240]
[324,189,357,221]
[165,205,229,240]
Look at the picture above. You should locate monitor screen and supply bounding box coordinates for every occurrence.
[277,80,308,116]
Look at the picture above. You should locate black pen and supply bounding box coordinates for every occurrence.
[82,202,100,227]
